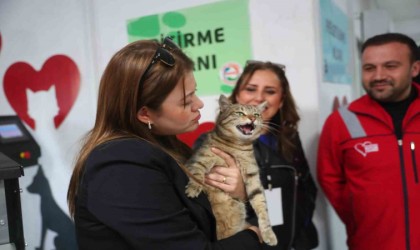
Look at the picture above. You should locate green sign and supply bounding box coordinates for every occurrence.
[127,0,252,96]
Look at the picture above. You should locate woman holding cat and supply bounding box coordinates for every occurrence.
[196,61,318,249]
[66,37,262,249]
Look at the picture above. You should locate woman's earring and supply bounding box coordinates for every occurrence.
[148,121,152,130]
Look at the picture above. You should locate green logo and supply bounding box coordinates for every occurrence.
[127,0,251,96]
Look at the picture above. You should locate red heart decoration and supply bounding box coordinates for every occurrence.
[3,55,80,129]
[177,121,215,148]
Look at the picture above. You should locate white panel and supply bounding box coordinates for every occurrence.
[362,9,391,40]
[0,1,96,249]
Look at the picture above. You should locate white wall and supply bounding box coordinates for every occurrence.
[0,1,95,249]
[315,0,360,248]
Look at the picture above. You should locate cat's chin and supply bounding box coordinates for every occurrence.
[236,133,260,142]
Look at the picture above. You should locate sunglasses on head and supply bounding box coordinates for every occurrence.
[246,60,286,71]
[137,36,179,95]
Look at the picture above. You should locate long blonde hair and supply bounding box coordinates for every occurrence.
[67,39,194,216]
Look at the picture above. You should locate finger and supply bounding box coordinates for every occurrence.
[213,165,242,180]
[205,176,230,189]
[205,172,225,182]
[209,165,229,176]
[205,175,243,199]
[210,173,228,184]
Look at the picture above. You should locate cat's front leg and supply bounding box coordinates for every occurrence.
[245,167,278,246]
[260,224,277,246]
[185,162,208,198]
[250,192,278,246]
[185,178,203,198]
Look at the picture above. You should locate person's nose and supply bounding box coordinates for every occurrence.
[373,67,386,81]
[193,96,204,111]
[253,90,265,103]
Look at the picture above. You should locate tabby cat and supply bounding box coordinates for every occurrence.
[185,95,277,246]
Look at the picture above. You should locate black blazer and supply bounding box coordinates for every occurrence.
[74,138,260,250]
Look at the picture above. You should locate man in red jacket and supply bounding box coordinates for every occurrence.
[317,33,420,250]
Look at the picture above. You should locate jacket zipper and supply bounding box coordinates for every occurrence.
[262,149,298,250]
[411,142,418,184]
[269,164,298,250]
[398,139,411,250]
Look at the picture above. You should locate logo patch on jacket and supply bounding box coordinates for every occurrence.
[354,141,379,157]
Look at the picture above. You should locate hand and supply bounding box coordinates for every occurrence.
[247,225,263,243]
[204,147,247,202]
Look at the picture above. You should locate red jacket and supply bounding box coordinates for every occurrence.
[317,84,420,250]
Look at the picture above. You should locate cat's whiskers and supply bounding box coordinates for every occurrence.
[260,122,281,137]
[263,121,282,129]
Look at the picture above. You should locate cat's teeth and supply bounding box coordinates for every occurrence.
[236,124,255,135]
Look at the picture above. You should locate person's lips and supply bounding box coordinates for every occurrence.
[193,113,201,122]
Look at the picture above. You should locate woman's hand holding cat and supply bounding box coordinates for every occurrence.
[205,147,248,202]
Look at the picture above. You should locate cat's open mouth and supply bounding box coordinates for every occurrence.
[236,123,255,135]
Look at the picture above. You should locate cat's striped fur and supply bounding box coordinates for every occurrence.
[185,95,277,246]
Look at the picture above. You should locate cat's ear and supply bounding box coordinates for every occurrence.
[218,95,231,112]
[258,101,267,112]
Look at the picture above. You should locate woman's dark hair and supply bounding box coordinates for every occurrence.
[230,61,300,162]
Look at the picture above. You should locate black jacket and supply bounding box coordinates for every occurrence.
[195,133,318,250]
[74,138,261,249]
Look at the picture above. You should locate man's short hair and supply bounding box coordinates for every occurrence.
[362,33,418,62]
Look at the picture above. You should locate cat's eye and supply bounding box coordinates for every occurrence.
[236,112,245,116]
[254,113,260,117]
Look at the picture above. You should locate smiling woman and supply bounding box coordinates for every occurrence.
[194,61,319,250]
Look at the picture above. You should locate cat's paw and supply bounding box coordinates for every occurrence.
[185,182,203,198]
[262,228,277,246]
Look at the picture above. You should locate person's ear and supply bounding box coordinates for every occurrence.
[137,106,151,125]
[412,60,420,78]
